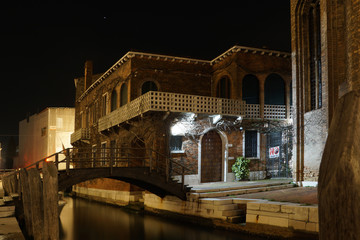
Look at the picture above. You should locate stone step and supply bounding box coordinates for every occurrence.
[195,184,295,199]
[190,181,292,193]
[222,209,244,217]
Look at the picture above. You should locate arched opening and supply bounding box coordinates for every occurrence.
[308,0,322,110]
[242,74,260,104]
[120,83,128,107]
[264,74,285,105]
[216,77,231,99]
[110,89,117,112]
[201,130,222,183]
[141,81,158,95]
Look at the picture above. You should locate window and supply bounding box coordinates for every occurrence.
[308,0,322,110]
[216,77,231,99]
[101,94,108,117]
[111,89,117,112]
[245,130,258,158]
[41,127,47,137]
[141,81,158,95]
[120,83,128,107]
[92,101,98,124]
[170,136,183,152]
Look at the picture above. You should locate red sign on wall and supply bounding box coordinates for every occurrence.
[269,146,280,158]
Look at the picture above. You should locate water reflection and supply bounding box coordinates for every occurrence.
[60,197,261,240]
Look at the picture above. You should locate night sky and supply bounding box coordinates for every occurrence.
[0,2,290,152]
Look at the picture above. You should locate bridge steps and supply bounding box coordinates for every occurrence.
[187,181,295,223]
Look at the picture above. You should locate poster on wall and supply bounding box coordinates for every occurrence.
[269,146,280,158]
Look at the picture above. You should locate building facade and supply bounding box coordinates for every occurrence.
[71,46,292,185]
[291,0,355,183]
[17,108,75,168]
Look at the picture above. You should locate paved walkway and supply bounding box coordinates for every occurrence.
[231,187,318,205]
[190,179,318,205]
[190,178,292,191]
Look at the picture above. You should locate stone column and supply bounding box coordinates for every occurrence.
[318,0,360,239]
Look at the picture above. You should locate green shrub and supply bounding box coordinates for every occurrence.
[231,156,250,181]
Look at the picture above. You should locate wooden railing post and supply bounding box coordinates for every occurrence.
[55,153,59,169]
[66,149,70,175]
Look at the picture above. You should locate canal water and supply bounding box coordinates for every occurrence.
[59,197,264,240]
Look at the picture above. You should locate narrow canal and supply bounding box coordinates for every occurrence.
[59,197,264,240]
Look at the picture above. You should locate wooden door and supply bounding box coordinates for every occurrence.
[201,130,222,183]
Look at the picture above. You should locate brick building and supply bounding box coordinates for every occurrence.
[71,46,292,186]
[291,0,360,237]
[290,0,357,183]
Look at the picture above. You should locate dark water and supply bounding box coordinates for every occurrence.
[59,197,264,240]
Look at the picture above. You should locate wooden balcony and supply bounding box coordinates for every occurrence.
[98,91,290,132]
[70,128,91,144]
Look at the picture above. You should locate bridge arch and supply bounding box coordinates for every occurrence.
[58,167,188,200]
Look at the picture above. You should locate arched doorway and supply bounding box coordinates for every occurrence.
[264,73,285,105]
[201,130,222,183]
[242,74,260,104]
[141,81,158,95]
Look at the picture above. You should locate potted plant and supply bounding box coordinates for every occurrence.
[232,156,250,181]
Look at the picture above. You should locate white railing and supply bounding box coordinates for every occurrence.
[264,104,286,119]
[98,91,290,132]
[99,91,244,132]
[70,128,91,144]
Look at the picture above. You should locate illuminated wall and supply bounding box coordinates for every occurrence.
[16,107,75,168]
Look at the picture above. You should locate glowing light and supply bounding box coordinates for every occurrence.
[171,123,184,136]
[212,115,222,124]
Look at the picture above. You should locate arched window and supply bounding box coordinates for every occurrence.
[110,89,117,112]
[265,74,285,105]
[216,77,231,99]
[242,74,259,104]
[120,83,128,107]
[141,81,158,95]
[308,0,322,110]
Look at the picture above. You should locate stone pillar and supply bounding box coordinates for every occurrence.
[258,75,266,119]
[318,0,360,239]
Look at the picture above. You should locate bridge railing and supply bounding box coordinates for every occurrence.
[65,147,190,188]
[3,146,190,192]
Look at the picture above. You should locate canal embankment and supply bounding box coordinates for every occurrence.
[72,179,319,239]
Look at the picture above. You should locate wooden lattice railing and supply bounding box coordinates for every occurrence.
[97,91,291,133]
